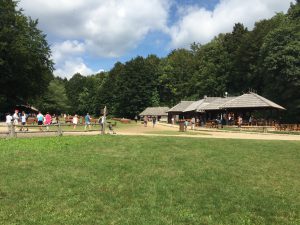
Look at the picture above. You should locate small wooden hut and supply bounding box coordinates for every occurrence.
[139,107,170,122]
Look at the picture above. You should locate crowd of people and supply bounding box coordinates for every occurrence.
[4,110,112,133]
[170,114,249,130]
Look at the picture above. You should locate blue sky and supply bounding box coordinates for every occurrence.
[19,0,293,78]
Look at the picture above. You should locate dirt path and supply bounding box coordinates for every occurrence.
[1,123,300,141]
[114,123,300,141]
[99,123,300,141]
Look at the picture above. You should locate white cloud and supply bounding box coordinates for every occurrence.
[18,0,294,77]
[169,0,294,48]
[51,40,85,63]
[19,0,170,77]
[51,40,101,78]
[19,0,170,57]
[53,57,100,79]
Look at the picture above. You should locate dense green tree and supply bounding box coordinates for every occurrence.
[36,79,70,114]
[191,35,231,98]
[0,0,53,112]
[222,23,249,93]
[235,14,286,93]
[65,73,86,113]
[77,87,96,115]
[158,49,196,105]
[114,56,160,118]
[96,62,124,115]
[260,1,300,122]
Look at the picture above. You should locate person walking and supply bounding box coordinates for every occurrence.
[12,110,19,125]
[249,115,252,126]
[152,116,156,128]
[5,113,13,133]
[37,111,44,131]
[20,111,28,131]
[99,115,106,133]
[84,113,91,131]
[98,115,103,132]
[184,120,188,131]
[72,114,78,129]
[143,116,148,127]
[191,117,195,130]
[44,112,52,131]
[238,115,243,128]
[171,117,175,125]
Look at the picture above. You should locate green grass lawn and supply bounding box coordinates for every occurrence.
[0,136,299,225]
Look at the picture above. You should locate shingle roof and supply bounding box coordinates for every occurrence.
[139,107,170,116]
[198,97,236,111]
[220,93,286,110]
[184,97,219,112]
[183,99,204,112]
[168,101,195,112]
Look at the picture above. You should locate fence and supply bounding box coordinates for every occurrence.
[0,122,114,139]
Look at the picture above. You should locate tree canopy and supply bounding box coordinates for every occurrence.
[0,0,53,112]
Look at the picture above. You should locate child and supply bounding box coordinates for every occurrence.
[20,111,28,131]
[108,122,116,134]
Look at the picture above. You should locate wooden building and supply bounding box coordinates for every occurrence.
[167,93,285,125]
[167,101,194,123]
[139,107,170,122]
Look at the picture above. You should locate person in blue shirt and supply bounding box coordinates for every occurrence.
[36,111,44,131]
[84,113,91,131]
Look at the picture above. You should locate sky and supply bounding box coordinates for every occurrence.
[18,0,294,79]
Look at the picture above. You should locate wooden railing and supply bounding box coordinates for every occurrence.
[0,122,116,138]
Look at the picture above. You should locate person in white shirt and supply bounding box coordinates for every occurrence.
[72,114,78,129]
[12,110,19,125]
[5,113,13,133]
[6,113,12,124]
[191,117,196,130]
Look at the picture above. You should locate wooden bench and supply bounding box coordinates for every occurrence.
[205,121,217,128]
[65,117,73,123]
[120,119,131,123]
[274,124,300,132]
[27,117,36,125]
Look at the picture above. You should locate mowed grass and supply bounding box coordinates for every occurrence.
[0,136,299,225]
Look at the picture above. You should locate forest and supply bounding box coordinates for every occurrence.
[1,0,299,122]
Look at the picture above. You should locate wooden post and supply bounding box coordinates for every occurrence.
[57,123,63,136]
[9,124,16,138]
[101,106,107,135]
